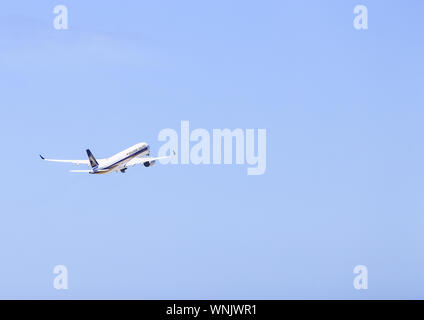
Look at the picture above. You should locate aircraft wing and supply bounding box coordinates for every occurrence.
[124,155,171,167]
[39,155,98,166]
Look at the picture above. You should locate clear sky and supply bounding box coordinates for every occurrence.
[0,0,423,299]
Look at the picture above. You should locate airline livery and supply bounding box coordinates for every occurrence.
[40,142,173,174]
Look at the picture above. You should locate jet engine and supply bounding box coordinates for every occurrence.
[143,160,156,167]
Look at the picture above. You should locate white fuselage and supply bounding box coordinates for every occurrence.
[93,142,149,174]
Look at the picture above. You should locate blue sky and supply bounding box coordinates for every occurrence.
[0,0,423,299]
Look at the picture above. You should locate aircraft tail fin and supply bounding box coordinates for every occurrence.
[86,149,99,168]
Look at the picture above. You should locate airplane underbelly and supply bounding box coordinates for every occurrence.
[90,170,111,175]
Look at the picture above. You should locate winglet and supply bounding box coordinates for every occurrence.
[39,155,45,160]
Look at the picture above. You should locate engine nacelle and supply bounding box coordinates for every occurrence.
[143,160,156,167]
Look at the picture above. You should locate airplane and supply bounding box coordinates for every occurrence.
[39,142,173,174]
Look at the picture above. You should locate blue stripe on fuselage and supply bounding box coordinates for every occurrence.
[99,146,148,171]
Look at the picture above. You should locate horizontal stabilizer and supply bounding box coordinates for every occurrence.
[69,170,92,173]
